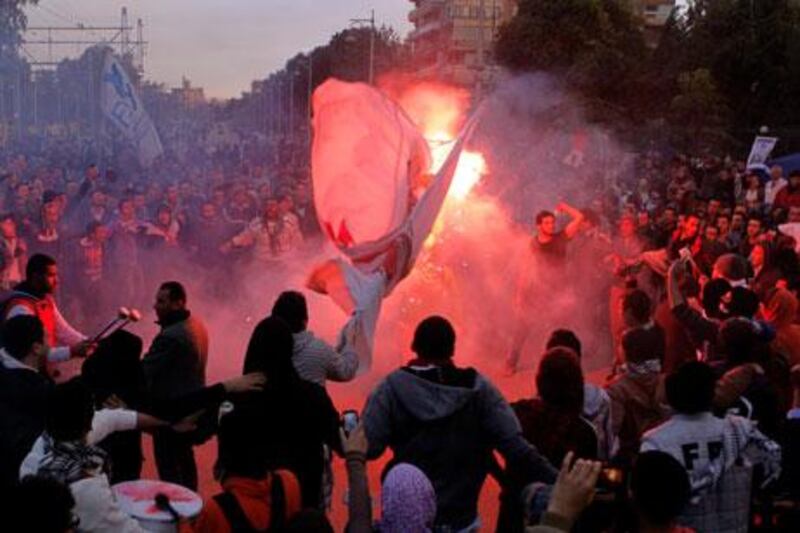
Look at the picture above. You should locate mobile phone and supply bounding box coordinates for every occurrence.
[341,410,359,437]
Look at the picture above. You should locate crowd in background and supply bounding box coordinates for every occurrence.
[0,130,319,332]
[2,123,800,533]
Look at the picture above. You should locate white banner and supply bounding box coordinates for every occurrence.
[747,136,778,169]
[100,51,163,167]
[308,79,478,371]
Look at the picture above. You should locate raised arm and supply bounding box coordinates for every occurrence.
[556,202,585,240]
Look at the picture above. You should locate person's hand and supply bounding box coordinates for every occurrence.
[172,411,203,433]
[555,202,567,214]
[339,423,368,457]
[70,340,97,358]
[103,394,127,410]
[546,452,602,523]
[223,372,266,394]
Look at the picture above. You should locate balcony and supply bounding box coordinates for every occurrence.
[409,0,446,23]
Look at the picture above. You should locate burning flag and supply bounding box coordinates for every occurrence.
[308,79,479,371]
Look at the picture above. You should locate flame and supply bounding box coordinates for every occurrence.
[451,150,486,200]
[425,130,487,202]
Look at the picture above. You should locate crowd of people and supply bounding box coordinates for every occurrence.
[2,127,800,533]
[0,132,319,334]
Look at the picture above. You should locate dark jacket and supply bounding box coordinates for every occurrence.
[225,380,340,509]
[362,364,557,530]
[512,398,598,465]
[143,310,209,404]
[606,371,668,464]
[0,359,52,489]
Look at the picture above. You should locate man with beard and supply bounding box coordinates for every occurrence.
[142,281,209,490]
[506,202,584,375]
[1,253,92,381]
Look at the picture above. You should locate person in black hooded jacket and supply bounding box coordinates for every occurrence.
[225,315,341,509]
[362,315,557,531]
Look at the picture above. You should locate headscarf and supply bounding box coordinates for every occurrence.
[379,463,436,533]
[242,316,296,383]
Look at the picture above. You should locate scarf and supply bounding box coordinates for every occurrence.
[624,358,661,376]
[38,433,108,485]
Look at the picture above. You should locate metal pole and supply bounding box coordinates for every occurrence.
[32,75,37,127]
[289,74,295,136]
[307,57,313,149]
[477,0,486,95]
[369,10,376,85]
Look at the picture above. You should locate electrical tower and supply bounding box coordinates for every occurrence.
[21,6,148,74]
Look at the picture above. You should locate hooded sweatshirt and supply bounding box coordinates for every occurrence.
[362,363,556,529]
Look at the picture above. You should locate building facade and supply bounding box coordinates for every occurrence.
[408,1,676,87]
[408,0,517,88]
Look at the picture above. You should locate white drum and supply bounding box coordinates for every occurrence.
[112,479,203,533]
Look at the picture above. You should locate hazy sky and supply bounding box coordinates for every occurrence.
[25,0,412,99]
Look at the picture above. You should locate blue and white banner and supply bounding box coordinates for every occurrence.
[100,51,163,167]
[747,136,779,169]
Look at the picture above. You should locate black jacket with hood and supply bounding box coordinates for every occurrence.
[362,363,557,529]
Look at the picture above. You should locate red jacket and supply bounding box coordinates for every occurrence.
[179,471,301,533]
[3,293,56,346]
[774,185,800,209]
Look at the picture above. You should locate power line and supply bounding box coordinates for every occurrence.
[33,3,76,26]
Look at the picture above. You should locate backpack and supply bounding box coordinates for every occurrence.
[212,471,296,533]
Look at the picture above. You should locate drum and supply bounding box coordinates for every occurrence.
[112,479,203,532]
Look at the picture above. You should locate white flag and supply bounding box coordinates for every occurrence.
[747,136,778,169]
[100,51,163,167]
[308,79,478,371]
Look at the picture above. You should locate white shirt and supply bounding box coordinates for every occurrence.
[765,178,788,205]
[20,409,138,478]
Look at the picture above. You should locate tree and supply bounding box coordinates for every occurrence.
[680,0,800,148]
[495,0,646,107]
[0,0,38,62]
[669,68,731,151]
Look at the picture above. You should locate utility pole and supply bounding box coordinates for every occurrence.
[288,73,295,135]
[477,0,486,96]
[306,55,313,149]
[350,10,376,85]
[121,7,130,57]
[137,18,146,74]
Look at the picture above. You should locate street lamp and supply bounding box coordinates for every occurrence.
[350,10,376,85]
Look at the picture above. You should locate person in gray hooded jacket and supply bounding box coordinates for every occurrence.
[362,316,557,531]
